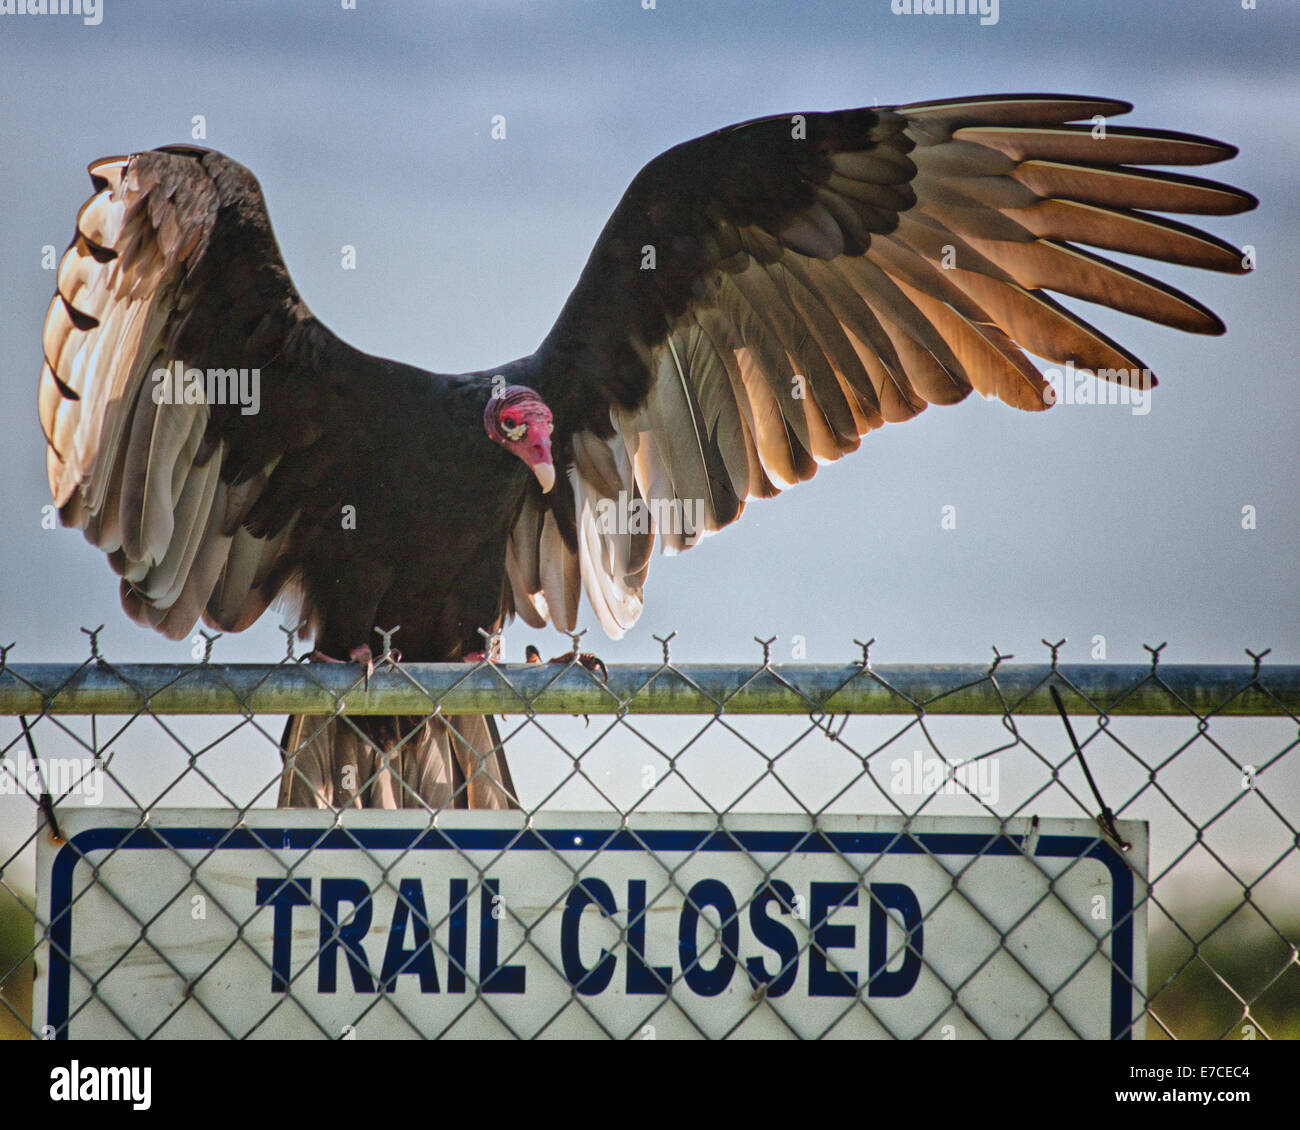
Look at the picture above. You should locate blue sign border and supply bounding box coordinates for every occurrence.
[44,825,1139,1039]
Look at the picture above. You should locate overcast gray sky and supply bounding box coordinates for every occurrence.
[0,2,1296,902]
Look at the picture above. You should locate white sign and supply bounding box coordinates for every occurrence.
[36,809,1146,1039]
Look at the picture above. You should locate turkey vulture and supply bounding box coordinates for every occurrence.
[38,94,1254,809]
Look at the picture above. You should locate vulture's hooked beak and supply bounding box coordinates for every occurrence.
[532,460,556,494]
[526,426,555,494]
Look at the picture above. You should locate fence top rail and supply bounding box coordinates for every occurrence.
[0,661,1294,717]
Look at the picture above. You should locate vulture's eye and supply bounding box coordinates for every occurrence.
[499,410,528,442]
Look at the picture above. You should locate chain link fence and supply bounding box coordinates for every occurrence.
[0,632,1296,1040]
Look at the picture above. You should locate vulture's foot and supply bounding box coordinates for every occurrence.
[524,644,607,726]
[308,644,379,689]
[527,645,608,683]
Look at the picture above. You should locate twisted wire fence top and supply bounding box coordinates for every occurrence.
[2,649,1298,718]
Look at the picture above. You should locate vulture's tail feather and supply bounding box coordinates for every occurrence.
[277,713,518,810]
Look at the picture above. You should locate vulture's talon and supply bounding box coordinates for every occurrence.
[348,644,376,690]
[307,644,376,690]
[548,650,609,683]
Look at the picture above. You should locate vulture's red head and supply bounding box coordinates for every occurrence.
[485,386,555,493]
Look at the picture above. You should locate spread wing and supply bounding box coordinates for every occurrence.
[40,146,365,640]
[519,93,1255,638]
